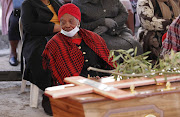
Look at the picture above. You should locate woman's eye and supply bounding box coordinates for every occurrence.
[69,20,73,24]
[61,21,66,25]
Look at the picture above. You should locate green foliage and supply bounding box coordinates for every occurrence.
[109,48,180,80]
[157,50,180,73]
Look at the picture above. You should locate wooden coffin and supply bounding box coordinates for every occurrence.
[45,75,180,117]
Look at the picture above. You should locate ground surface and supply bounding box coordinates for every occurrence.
[0,46,51,117]
[0,81,51,117]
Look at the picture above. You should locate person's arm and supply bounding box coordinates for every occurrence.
[53,24,61,33]
[112,1,128,27]
[80,17,105,31]
[21,1,55,36]
[137,0,171,31]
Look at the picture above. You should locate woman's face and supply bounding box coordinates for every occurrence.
[60,13,80,32]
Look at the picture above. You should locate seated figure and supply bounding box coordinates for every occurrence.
[21,0,62,91]
[72,0,143,56]
[42,3,114,85]
[136,0,180,62]
[161,15,180,56]
[21,0,62,115]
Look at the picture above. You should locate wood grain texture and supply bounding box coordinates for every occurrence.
[104,74,180,89]
[45,85,93,98]
[50,97,85,117]
[47,75,180,100]
[82,93,180,117]
[50,82,180,117]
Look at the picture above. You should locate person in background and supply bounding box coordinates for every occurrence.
[72,0,143,57]
[21,0,62,115]
[161,15,180,56]
[136,0,180,63]
[0,0,24,66]
[0,0,13,35]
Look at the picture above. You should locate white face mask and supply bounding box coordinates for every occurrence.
[61,26,80,37]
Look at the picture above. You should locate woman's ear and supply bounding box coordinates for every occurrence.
[77,21,80,28]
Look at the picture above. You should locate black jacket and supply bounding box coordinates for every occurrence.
[21,0,62,63]
[73,0,130,35]
[73,0,143,56]
[21,0,62,90]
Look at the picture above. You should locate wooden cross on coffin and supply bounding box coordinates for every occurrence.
[45,75,180,100]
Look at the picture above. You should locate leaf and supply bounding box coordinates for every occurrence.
[142,51,151,56]
[143,56,149,60]
[133,66,140,69]
[112,55,121,62]
[126,48,134,54]
[113,62,117,68]
[134,47,137,56]
[107,48,180,81]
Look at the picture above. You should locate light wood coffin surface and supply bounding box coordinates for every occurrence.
[45,75,180,100]
[45,85,93,99]
[49,82,180,117]
[104,74,180,89]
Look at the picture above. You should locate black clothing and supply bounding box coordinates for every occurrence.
[21,0,62,90]
[42,94,53,116]
[79,40,111,77]
[73,0,143,56]
[8,12,21,41]
[8,0,23,41]
[73,0,130,35]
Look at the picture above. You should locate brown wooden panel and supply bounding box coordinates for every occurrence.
[106,109,160,117]
[82,93,180,117]
[49,76,180,117]
[50,97,85,117]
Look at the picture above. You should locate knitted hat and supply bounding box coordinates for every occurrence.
[58,3,81,22]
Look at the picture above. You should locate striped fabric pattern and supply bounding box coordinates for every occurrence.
[42,29,114,84]
[161,15,180,55]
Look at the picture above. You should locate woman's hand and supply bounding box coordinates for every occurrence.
[53,24,61,33]
[105,18,117,29]
[93,26,108,35]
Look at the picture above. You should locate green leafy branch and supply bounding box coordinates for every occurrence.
[108,48,180,80]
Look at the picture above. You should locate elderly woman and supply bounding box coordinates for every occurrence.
[42,4,114,114]
[42,3,114,85]
[72,0,143,56]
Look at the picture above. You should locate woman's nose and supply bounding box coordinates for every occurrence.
[64,22,71,28]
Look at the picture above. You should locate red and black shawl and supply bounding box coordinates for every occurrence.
[42,28,114,84]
